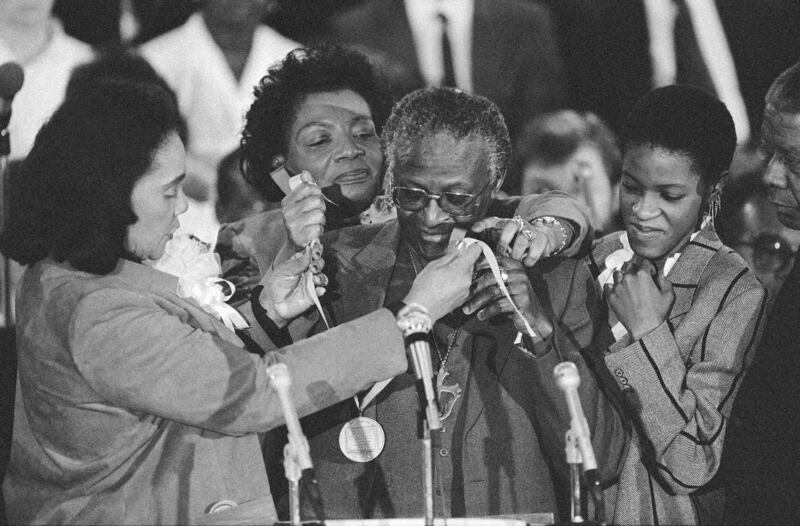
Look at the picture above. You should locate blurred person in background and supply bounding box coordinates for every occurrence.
[715,170,800,305]
[0,0,94,161]
[139,0,300,245]
[215,148,272,225]
[511,110,622,235]
[323,0,567,142]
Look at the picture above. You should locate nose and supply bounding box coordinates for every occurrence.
[762,155,789,189]
[631,193,660,220]
[176,186,189,216]
[422,196,450,226]
[334,134,365,161]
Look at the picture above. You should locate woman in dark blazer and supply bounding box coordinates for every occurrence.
[589,85,767,525]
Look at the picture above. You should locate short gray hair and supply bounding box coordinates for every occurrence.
[382,87,511,186]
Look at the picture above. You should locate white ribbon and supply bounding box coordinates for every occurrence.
[177,277,250,331]
[450,228,538,339]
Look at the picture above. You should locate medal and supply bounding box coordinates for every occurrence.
[339,416,386,462]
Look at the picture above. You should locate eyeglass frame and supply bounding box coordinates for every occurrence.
[390,178,496,218]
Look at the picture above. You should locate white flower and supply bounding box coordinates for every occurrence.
[597,233,634,289]
[149,234,249,331]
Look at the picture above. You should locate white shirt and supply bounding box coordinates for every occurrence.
[643,0,750,144]
[0,19,94,160]
[404,0,474,92]
[140,13,299,245]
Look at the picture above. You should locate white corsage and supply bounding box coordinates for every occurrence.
[150,234,250,331]
[597,232,634,290]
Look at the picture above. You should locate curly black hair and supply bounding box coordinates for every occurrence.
[240,44,393,200]
[0,81,183,274]
[383,87,511,186]
[623,85,736,187]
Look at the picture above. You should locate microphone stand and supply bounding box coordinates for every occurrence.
[408,331,441,526]
[267,363,326,526]
[1,126,11,328]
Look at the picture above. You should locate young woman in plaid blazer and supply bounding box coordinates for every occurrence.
[589,85,767,525]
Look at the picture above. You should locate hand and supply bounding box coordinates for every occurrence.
[403,242,483,322]
[281,171,326,251]
[259,245,328,328]
[470,215,565,267]
[604,257,675,340]
[461,256,553,337]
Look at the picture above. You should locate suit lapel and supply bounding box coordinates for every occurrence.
[665,226,720,319]
[330,221,401,322]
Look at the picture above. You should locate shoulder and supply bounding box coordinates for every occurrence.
[322,220,397,248]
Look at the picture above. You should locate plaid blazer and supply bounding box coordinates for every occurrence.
[589,226,767,525]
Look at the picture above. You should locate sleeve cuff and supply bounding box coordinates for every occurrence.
[250,285,293,348]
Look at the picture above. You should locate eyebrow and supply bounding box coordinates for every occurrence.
[298,115,375,130]
[162,173,186,189]
[621,171,689,190]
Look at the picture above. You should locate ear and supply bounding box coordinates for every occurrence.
[492,170,507,195]
[270,154,286,171]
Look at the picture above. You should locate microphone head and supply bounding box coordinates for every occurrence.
[553,361,580,391]
[0,62,24,100]
[266,362,292,390]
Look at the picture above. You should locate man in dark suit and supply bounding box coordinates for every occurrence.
[324,0,567,141]
[268,87,626,521]
[723,60,800,524]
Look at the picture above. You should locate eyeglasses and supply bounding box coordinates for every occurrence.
[391,179,494,217]
[733,233,796,274]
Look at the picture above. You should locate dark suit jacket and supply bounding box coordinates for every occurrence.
[324,0,567,140]
[723,259,800,524]
[265,220,626,521]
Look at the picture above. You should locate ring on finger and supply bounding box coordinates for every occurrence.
[500,270,510,282]
[519,229,536,244]
[612,269,624,284]
[511,215,525,231]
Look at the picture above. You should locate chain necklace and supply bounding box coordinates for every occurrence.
[408,250,464,421]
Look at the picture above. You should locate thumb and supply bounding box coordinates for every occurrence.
[299,170,315,184]
[275,246,312,277]
[656,270,673,294]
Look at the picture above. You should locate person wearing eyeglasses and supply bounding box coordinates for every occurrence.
[257,87,626,521]
[215,45,593,319]
[716,170,800,305]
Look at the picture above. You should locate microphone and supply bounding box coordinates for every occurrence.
[397,304,441,432]
[0,62,24,131]
[267,363,326,523]
[553,361,597,471]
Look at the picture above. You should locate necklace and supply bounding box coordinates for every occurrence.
[408,250,464,421]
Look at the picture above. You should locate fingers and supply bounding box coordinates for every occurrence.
[497,216,524,255]
[469,216,504,234]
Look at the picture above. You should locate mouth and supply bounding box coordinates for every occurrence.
[335,168,371,185]
[628,222,662,239]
